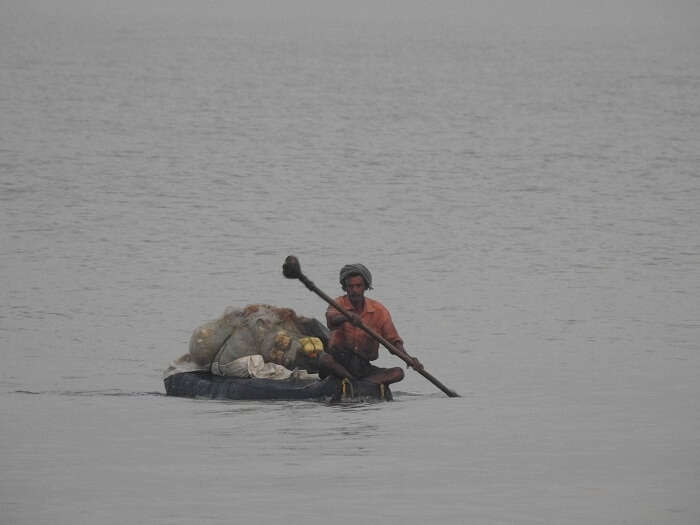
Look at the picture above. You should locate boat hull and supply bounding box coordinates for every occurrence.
[164,371,392,401]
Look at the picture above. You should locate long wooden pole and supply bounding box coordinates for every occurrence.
[283,255,460,398]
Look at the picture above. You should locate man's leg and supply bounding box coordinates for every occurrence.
[363,366,404,385]
[320,349,404,385]
[318,352,354,380]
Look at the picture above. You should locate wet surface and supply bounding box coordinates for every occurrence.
[1,1,699,523]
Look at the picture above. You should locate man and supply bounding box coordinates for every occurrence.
[323,263,423,385]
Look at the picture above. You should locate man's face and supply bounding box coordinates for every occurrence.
[345,275,366,300]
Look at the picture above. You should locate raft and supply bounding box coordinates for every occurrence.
[164,371,392,402]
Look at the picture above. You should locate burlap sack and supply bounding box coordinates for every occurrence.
[164,304,328,379]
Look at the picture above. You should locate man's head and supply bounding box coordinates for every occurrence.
[344,274,367,301]
[339,264,373,293]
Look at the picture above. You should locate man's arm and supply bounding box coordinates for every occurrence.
[326,306,361,329]
[392,341,423,371]
[379,308,424,371]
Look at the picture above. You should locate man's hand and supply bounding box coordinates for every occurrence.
[326,312,362,330]
[347,312,362,327]
[327,312,361,329]
[406,355,423,371]
[395,343,422,371]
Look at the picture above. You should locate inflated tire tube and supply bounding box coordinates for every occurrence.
[164,371,392,401]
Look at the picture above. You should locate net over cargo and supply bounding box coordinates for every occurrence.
[164,304,328,380]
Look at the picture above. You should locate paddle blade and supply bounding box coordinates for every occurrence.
[282,255,302,279]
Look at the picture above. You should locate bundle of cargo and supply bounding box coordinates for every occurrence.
[163,304,391,402]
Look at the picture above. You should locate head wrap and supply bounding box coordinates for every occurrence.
[339,264,373,290]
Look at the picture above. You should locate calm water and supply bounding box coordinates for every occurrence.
[1,1,699,523]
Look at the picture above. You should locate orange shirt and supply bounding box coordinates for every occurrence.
[326,296,403,361]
